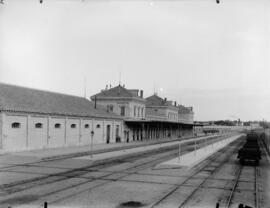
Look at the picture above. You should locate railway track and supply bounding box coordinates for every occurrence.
[224,165,243,208]
[0,138,208,206]
[0,134,231,193]
[0,134,240,207]
[158,134,261,208]
[149,132,265,208]
[223,165,260,208]
[148,137,244,208]
[44,136,244,207]
[223,137,265,208]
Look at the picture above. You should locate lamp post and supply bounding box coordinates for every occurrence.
[178,142,181,163]
[90,130,94,158]
[194,139,197,156]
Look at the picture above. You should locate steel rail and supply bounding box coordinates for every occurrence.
[1,135,216,193]
[225,166,243,208]
[0,142,199,206]
[150,139,243,208]
[255,166,259,208]
[0,135,240,207]
[177,140,242,208]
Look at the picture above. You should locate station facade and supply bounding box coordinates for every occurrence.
[91,85,194,143]
[0,83,194,152]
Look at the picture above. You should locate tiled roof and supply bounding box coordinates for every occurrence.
[146,94,168,106]
[0,83,122,119]
[91,85,138,99]
[178,105,193,114]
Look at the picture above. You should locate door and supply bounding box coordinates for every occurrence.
[106,125,110,144]
[49,119,65,148]
[3,117,27,151]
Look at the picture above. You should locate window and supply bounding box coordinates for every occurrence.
[120,106,125,116]
[110,105,113,112]
[55,123,61,128]
[134,106,136,117]
[96,124,100,128]
[11,122,21,128]
[138,107,140,117]
[116,125,119,137]
[35,123,43,128]
[107,105,114,112]
[141,108,144,117]
[71,124,76,128]
[84,124,89,128]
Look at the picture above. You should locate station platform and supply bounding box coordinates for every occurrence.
[0,133,228,167]
[156,134,242,169]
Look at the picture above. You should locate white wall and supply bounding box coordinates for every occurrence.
[2,114,27,151]
[178,113,194,124]
[80,119,93,145]
[49,117,65,148]
[96,99,146,119]
[93,119,104,144]
[1,112,124,152]
[166,109,178,122]
[66,118,80,146]
[28,116,48,150]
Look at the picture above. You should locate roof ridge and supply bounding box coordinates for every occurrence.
[0,82,87,100]
[119,85,134,97]
[0,82,122,118]
[91,84,136,98]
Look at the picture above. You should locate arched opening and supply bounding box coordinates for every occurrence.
[11,122,21,128]
[35,123,43,128]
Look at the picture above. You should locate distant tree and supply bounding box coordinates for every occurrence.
[213,120,235,126]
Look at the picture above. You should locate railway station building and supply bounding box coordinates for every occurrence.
[0,83,124,152]
[0,83,195,152]
[91,85,194,143]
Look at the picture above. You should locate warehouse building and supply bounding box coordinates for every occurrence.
[0,83,123,152]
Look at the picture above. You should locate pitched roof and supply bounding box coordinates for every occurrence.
[0,83,122,119]
[178,105,193,114]
[91,85,137,99]
[146,94,169,106]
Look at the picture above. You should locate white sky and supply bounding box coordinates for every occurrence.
[0,0,270,121]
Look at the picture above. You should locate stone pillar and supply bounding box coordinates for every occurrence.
[142,123,145,141]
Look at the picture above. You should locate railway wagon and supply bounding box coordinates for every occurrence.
[237,132,261,165]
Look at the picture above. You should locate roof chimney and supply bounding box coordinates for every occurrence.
[174,101,177,106]
[164,97,167,101]
[140,90,143,98]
